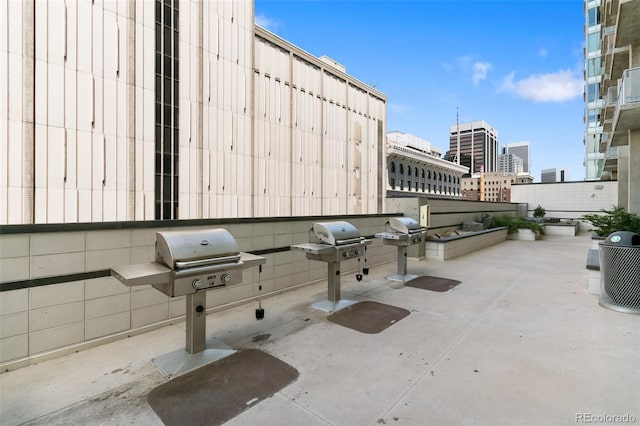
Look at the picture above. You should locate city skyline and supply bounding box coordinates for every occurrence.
[255,0,586,181]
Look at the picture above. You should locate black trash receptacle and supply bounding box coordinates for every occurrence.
[599,231,640,314]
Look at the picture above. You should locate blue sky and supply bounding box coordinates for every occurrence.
[254,0,586,181]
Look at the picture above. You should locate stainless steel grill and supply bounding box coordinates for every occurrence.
[111,228,265,372]
[375,217,427,282]
[291,221,371,312]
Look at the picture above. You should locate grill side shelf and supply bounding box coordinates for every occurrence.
[111,263,172,287]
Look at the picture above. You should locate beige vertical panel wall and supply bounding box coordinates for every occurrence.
[253,30,386,217]
[1,0,155,224]
[1,1,387,225]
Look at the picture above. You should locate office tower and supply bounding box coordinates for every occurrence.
[498,153,524,174]
[584,0,606,180]
[503,142,530,173]
[448,120,498,175]
[541,168,570,183]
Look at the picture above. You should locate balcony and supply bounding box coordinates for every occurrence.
[1,231,638,425]
[602,0,640,85]
[611,66,640,146]
[600,85,617,132]
[599,131,611,152]
[616,0,640,47]
[603,146,618,171]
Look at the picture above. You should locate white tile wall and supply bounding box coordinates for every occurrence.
[0,257,30,282]
[30,232,85,256]
[1,311,28,339]
[131,303,169,329]
[0,289,28,315]
[85,311,130,340]
[0,235,29,258]
[85,276,129,299]
[31,301,85,332]
[85,293,130,320]
[31,252,86,278]
[169,297,186,318]
[86,247,131,270]
[30,322,84,354]
[86,230,131,251]
[31,281,84,309]
[131,287,168,309]
[1,334,28,363]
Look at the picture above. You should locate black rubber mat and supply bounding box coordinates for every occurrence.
[327,301,410,334]
[147,349,298,426]
[405,276,461,292]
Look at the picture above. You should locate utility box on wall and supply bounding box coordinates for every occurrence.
[419,204,431,228]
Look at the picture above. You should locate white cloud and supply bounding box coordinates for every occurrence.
[498,69,583,103]
[255,14,279,32]
[472,62,492,86]
[455,56,492,86]
[538,48,549,58]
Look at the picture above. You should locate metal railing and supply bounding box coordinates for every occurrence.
[618,67,640,106]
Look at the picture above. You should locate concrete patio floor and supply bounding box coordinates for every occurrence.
[1,231,639,425]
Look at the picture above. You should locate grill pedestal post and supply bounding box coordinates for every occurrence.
[387,246,418,283]
[311,261,357,313]
[186,292,207,354]
[328,262,340,302]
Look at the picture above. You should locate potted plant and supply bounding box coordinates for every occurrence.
[533,205,546,219]
[581,206,640,237]
[494,215,545,240]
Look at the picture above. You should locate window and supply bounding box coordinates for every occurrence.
[587,31,600,54]
[587,83,600,103]
[155,0,179,219]
[390,161,395,173]
[587,6,599,27]
[587,108,601,127]
[587,57,601,78]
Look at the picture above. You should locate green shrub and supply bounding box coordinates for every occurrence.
[581,206,640,236]
[533,205,546,218]
[494,215,545,235]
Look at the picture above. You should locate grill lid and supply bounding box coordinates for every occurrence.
[310,221,362,246]
[156,228,240,270]
[386,217,422,234]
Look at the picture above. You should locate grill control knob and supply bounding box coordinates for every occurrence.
[192,279,202,289]
[221,274,231,284]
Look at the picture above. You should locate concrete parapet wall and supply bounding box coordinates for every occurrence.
[385,197,520,238]
[425,228,508,261]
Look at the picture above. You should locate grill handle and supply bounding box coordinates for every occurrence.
[335,237,364,246]
[175,254,241,270]
[172,260,245,278]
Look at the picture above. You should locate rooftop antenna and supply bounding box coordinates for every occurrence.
[456,107,460,165]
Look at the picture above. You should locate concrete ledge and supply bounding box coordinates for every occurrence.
[544,221,579,236]
[586,249,601,295]
[426,227,508,261]
[586,249,600,271]
[508,228,543,241]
